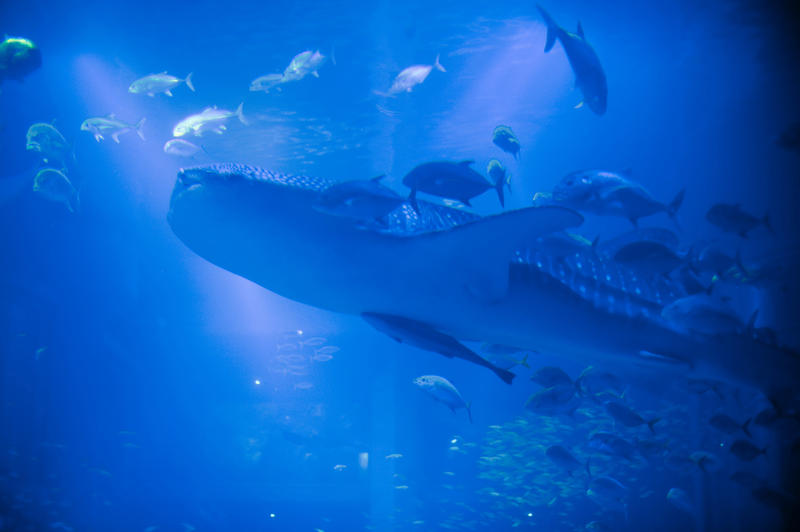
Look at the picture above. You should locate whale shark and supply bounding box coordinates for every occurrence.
[168,163,800,394]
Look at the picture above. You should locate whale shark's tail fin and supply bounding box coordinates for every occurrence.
[537,5,560,53]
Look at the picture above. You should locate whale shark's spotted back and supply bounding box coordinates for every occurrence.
[191,164,685,318]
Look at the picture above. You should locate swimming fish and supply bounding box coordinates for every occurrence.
[283,50,330,82]
[552,169,684,227]
[531,366,572,388]
[163,138,204,158]
[588,432,636,461]
[81,114,145,143]
[689,451,722,473]
[128,72,194,97]
[545,444,583,476]
[32,168,79,213]
[706,203,773,238]
[249,73,285,93]
[536,5,607,115]
[380,55,445,96]
[709,413,752,437]
[661,294,747,336]
[486,159,512,195]
[173,104,248,137]
[413,375,472,423]
[604,400,660,433]
[666,488,693,514]
[314,175,406,223]
[26,122,73,166]
[729,439,766,462]
[403,160,505,211]
[491,126,521,159]
[0,36,41,86]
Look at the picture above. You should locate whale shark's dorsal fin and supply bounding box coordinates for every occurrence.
[577,21,585,39]
[408,205,583,302]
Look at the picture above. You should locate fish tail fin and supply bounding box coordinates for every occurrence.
[433,54,446,73]
[742,417,752,438]
[647,417,661,434]
[734,249,751,278]
[466,402,473,423]
[763,213,774,234]
[235,102,249,125]
[537,5,559,52]
[185,72,195,92]
[408,189,419,214]
[135,117,146,140]
[698,456,708,473]
[494,367,515,385]
[495,177,505,208]
[667,188,685,219]
[518,352,530,369]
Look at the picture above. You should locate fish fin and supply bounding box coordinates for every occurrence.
[408,189,419,214]
[647,417,661,434]
[466,402,473,423]
[746,310,759,336]
[667,188,685,221]
[574,100,584,109]
[433,54,446,73]
[94,134,102,142]
[628,216,639,227]
[462,198,472,207]
[518,352,530,369]
[537,4,559,53]
[185,72,195,92]
[762,214,774,234]
[371,174,386,182]
[165,89,173,97]
[734,249,751,278]
[576,21,585,39]
[135,117,146,141]
[495,177,505,208]
[312,71,319,78]
[235,102,249,125]
[112,132,120,143]
[742,418,752,438]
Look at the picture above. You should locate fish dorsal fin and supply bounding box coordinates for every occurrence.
[459,160,475,167]
[370,174,386,182]
[408,206,583,303]
[576,21,585,39]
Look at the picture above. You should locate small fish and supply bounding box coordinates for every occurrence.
[300,336,327,347]
[537,5,607,114]
[552,169,684,227]
[294,382,314,390]
[730,439,766,462]
[315,345,339,356]
[689,451,722,473]
[129,72,194,97]
[751,487,794,511]
[385,453,403,460]
[33,168,79,213]
[531,366,572,388]
[403,160,504,211]
[666,487,693,514]
[172,104,247,137]
[163,138,204,158]
[709,413,752,437]
[486,159,511,196]
[575,367,626,400]
[333,464,347,471]
[313,176,406,223]
[491,126,521,159]
[249,73,285,93]
[604,400,660,433]
[545,445,583,476]
[312,353,334,362]
[26,122,73,166]
[413,375,472,423]
[706,203,773,238]
[394,485,409,490]
[81,114,145,143]
[525,385,576,414]
[379,55,445,96]
[588,432,636,461]
[283,50,330,82]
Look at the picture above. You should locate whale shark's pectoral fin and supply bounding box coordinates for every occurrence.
[362,312,515,384]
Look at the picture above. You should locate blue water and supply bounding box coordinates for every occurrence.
[1,1,799,531]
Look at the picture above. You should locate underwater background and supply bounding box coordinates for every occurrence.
[1,0,799,531]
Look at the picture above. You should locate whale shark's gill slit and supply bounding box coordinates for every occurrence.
[513,248,686,322]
